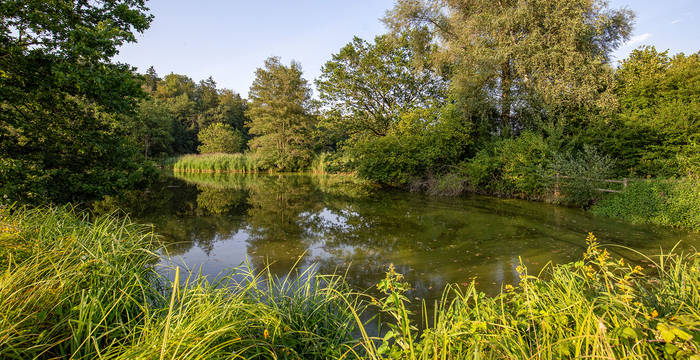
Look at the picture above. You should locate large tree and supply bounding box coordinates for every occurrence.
[590,47,700,177]
[384,0,634,136]
[246,57,316,171]
[316,33,447,140]
[0,0,153,203]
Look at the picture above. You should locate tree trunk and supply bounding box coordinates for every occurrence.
[500,59,513,137]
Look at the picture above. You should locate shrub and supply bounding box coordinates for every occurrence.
[197,122,244,154]
[549,145,616,208]
[349,135,427,185]
[592,178,700,230]
[463,132,552,199]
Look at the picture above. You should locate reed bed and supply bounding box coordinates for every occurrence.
[1,206,698,359]
[172,153,262,173]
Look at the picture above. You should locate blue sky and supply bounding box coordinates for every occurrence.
[115,0,700,97]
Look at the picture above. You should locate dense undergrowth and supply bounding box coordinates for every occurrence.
[592,178,700,231]
[2,207,698,359]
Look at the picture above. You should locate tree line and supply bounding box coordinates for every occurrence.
[1,0,698,205]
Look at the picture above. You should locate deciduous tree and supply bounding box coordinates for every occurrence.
[246,57,316,171]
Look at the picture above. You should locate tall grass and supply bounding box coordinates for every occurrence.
[0,206,362,359]
[0,205,161,359]
[172,153,262,173]
[1,206,698,359]
[359,233,700,359]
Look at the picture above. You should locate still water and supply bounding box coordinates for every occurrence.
[101,172,700,303]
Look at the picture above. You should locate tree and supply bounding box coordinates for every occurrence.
[246,57,316,171]
[197,123,243,154]
[384,0,634,136]
[316,33,447,140]
[592,47,700,176]
[131,99,174,158]
[0,0,154,203]
[198,89,249,139]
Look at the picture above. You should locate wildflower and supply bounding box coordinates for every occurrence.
[264,329,269,340]
[505,284,514,292]
[651,310,658,318]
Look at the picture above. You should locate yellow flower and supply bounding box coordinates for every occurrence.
[264,329,269,340]
[505,284,514,292]
[651,310,658,318]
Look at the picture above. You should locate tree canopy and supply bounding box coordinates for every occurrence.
[246,57,316,171]
[0,0,154,203]
[384,0,634,135]
[316,33,447,140]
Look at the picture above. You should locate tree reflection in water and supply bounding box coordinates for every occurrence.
[96,172,700,306]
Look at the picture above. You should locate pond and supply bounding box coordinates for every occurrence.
[98,172,700,305]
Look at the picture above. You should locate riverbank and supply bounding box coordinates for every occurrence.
[2,206,698,359]
[169,153,700,232]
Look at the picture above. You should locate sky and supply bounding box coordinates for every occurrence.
[115,0,700,98]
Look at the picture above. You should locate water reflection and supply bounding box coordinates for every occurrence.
[95,172,700,303]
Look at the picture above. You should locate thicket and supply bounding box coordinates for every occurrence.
[592,178,700,231]
[2,207,699,359]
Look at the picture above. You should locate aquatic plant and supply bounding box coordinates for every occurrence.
[172,153,262,173]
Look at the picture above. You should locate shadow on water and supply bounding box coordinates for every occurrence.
[94,172,700,321]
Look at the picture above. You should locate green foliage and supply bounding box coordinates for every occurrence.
[360,233,700,359]
[592,178,700,230]
[385,0,633,135]
[0,206,363,359]
[549,145,616,207]
[350,135,427,185]
[0,0,156,204]
[348,103,473,186]
[317,32,446,140]
[594,47,700,177]
[129,98,174,158]
[246,57,317,171]
[3,208,700,359]
[463,132,552,198]
[172,153,261,173]
[197,122,244,154]
[0,206,161,359]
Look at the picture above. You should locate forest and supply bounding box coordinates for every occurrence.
[2,0,699,223]
[1,1,700,359]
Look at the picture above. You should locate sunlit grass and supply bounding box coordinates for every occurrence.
[172,153,262,173]
[1,206,698,359]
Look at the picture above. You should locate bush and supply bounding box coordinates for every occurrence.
[592,178,700,230]
[349,135,427,185]
[463,132,552,199]
[197,122,244,154]
[549,145,616,208]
